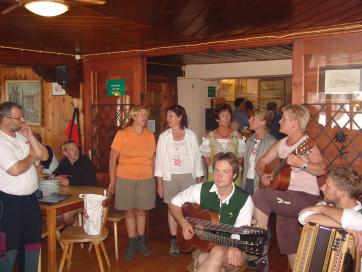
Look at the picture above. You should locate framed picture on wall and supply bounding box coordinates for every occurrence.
[318,64,362,101]
[6,80,42,126]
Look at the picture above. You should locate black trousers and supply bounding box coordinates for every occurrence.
[0,191,42,271]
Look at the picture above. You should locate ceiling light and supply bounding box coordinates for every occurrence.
[25,0,69,17]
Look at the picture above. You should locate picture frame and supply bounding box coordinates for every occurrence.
[6,80,42,126]
[318,64,362,101]
[51,82,66,96]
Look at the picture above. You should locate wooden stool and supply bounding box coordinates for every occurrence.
[106,208,125,260]
[59,204,110,272]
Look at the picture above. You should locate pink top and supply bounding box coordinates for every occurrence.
[277,135,320,195]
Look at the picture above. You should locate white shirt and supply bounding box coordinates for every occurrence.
[0,131,38,195]
[171,182,253,229]
[155,128,204,180]
[42,152,59,175]
[169,138,192,174]
[341,209,362,231]
[298,201,362,228]
[246,139,260,179]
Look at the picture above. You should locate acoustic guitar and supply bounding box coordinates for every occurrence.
[265,138,314,191]
[176,203,267,259]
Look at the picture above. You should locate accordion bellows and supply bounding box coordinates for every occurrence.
[293,222,356,272]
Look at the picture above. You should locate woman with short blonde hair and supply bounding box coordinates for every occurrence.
[108,105,156,261]
[252,104,325,270]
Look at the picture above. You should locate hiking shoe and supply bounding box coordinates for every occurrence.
[169,239,180,256]
[124,237,138,261]
[137,236,150,256]
[249,255,269,272]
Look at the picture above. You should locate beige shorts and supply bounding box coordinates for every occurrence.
[163,173,196,203]
[114,177,156,210]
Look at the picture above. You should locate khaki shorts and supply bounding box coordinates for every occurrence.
[163,173,196,203]
[114,177,156,210]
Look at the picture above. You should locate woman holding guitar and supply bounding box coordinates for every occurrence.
[252,104,326,270]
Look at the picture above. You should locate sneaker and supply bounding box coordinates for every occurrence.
[169,239,180,256]
[137,236,150,256]
[124,237,138,261]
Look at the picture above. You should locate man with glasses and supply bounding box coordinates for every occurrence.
[0,102,48,272]
[170,152,253,272]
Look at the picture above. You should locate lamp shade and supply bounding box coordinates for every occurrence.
[25,0,69,17]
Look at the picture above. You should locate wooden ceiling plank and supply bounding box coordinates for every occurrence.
[258,0,361,35]
[246,0,349,37]
[0,0,361,56]
[195,0,271,39]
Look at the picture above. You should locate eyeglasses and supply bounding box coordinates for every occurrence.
[6,116,25,121]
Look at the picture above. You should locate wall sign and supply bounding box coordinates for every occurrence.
[208,86,216,97]
[107,79,126,96]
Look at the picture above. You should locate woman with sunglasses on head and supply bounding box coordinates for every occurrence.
[242,109,276,195]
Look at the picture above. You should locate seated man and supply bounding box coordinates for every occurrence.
[53,140,97,224]
[298,166,362,250]
[33,132,59,175]
[170,152,253,272]
[53,140,97,186]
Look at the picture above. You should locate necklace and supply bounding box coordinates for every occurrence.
[217,128,231,138]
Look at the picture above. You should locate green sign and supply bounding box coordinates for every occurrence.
[208,86,216,97]
[107,79,126,96]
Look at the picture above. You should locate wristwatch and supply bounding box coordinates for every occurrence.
[301,161,308,170]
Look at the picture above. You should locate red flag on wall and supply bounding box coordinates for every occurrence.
[65,109,80,146]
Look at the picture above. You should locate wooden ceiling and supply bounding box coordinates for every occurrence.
[148,45,293,65]
[0,0,361,58]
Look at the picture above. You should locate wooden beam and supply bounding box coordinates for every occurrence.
[292,39,305,104]
[0,49,75,66]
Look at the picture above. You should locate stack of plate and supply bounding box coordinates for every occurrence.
[38,179,60,196]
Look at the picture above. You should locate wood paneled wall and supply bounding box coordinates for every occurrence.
[82,56,146,186]
[0,65,78,158]
[291,33,362,173]
[82,55,145,155]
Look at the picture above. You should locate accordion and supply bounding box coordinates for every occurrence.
[293,222,356,272]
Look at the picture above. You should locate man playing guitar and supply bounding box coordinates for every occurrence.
[170,152,253,272]
[253,104,326,270]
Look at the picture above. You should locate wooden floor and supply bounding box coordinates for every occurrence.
[41,198,289,272]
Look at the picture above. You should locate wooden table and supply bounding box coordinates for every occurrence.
[39,186,104,272]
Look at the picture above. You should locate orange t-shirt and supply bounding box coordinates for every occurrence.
[111,127,156,180]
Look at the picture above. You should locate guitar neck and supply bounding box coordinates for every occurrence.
[197,230,262,256]
[187,216,239,234]
[272,158,288,177]
[186,216,265,236]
